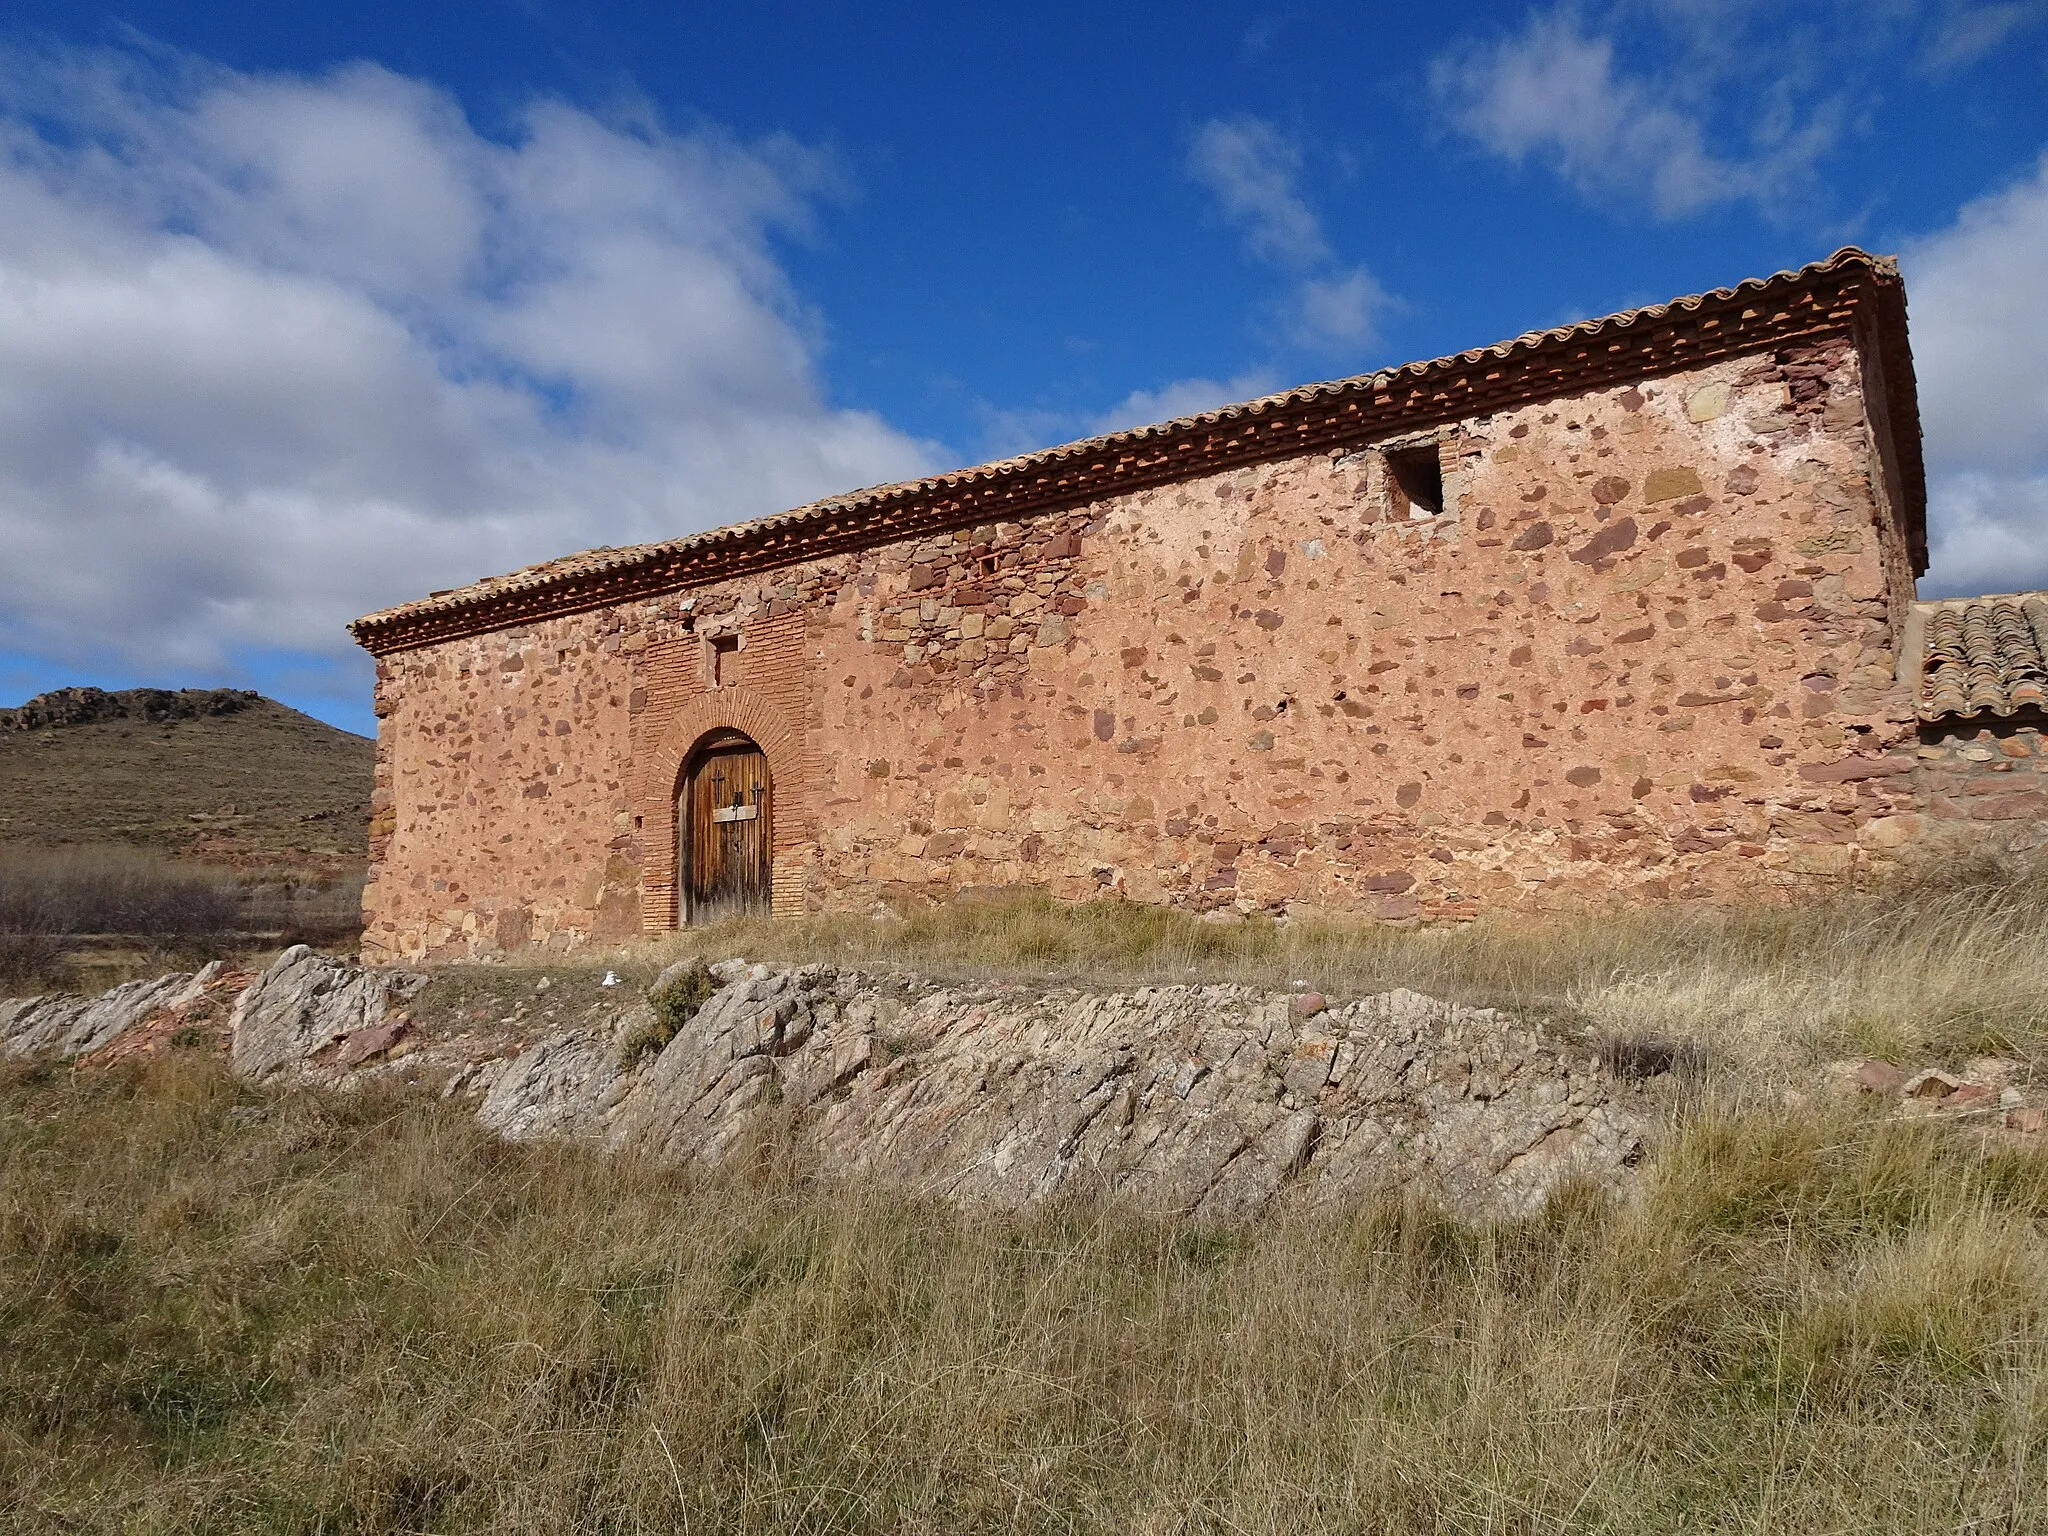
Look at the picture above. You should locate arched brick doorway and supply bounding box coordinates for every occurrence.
[632,675,809,932]
[677,729,773,924]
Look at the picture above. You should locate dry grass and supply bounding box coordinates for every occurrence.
[12,846,2044,1526]
[4,1053,2047,1533]
[556,848,2048,1077]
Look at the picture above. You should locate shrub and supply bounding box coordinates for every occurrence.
[1599,1031,1707,1082]
[620,961,717,1068]
[0,846,239,941]
[0,930,65,991]
[0,847,365,993]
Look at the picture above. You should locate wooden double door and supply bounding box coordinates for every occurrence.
[678,733,772,924]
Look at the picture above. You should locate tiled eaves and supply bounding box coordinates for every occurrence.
[351,246,1923,657]
[1918,593,2048,722]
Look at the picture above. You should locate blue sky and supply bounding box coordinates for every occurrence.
[1,1,2044,737]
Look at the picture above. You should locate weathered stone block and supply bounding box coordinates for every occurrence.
[1644,466,1705,502]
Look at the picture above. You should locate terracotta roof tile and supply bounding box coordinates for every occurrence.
[352,246,1923,653]
[1919,593,2048,721]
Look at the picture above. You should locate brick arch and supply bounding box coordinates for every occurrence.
[636,684,809,930]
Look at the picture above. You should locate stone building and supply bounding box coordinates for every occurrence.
[349,248,2044,962]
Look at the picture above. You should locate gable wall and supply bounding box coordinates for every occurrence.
[362,334,1922,961]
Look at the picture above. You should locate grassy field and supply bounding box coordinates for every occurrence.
[3,1050,2045,1534]
[8,843,2048,1529]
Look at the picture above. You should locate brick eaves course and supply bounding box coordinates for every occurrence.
[350,246,1924,656]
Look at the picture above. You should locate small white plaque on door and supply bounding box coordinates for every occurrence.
[711,804,759,823]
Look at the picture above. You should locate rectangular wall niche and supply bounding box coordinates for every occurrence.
[1386,443,1444,518]
[708,633,740,687]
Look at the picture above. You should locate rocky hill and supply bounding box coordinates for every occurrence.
[0,687,373,875]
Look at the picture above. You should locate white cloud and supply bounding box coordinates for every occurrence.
[1921,472,2048,595]
[995,122,1394,451]
[1431,9,1836,219]
[0,48,938,683]
[1187,117,1329,267]
[1089,371,1279,435]
[1907,151,2048,594]
[961,370,1280,464]
[1922,1,2047,73]
[1289,267,1389,349]
[969,402,1078,462]
[1186,116,1392,352]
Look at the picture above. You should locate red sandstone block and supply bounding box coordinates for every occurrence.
[1961,772,2029,792]
[1797,756,1913,783]
[1966,794,2048,820]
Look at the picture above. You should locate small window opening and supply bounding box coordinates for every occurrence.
[977,553,999,577]
[1387,444,1444,518]
[709,634,740,687]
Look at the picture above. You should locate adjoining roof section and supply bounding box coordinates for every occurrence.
[353,246,1924,656]
[1919,594,2048,722]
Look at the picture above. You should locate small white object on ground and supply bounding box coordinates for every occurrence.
[601,971,619,987]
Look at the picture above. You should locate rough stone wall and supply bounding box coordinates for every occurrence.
[364,334,1924,959]
[1910,717,2048,849]
[807,336,1919,916]
[364,613,646,960]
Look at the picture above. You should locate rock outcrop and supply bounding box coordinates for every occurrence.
[2,965,226,1061]
[15,949,2046,1218]
[228,945,428,1082]
[7,945,1661,1219]
[0,684,259,732]
[229,949,1649,1220]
